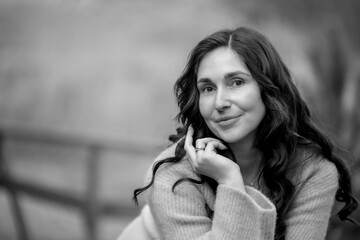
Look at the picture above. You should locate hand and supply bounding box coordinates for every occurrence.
[184,125,245,191]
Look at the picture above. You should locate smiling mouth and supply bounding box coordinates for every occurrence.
[215,114,243,125]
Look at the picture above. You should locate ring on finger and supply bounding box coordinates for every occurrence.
[195,147,206,152]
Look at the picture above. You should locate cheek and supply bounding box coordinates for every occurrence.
[241,87,265,113]
[236,93,266,123]
[250,94,265,112]
[198,96,212,119]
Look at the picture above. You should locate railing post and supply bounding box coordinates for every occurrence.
[0,132,30,240]
[84,145,101,240]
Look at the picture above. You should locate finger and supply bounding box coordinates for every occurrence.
[200,138,227,150]
[195,138,225,154]
[204,140,227,153]
[184,125,196,160]
[197,137,225,146]
[195,140,206,156]
[195,139,206,149]
[195,139,226,158]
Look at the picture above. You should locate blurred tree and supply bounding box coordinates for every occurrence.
[308,28,360,240]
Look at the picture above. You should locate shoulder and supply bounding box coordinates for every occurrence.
[144,141,199,187]
[284,149,341,239]
[290,147,339,190]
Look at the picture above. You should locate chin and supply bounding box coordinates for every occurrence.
[213,130,244,143]
[220,136,244,144]
[211,126,256,146]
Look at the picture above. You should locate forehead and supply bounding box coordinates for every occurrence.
[197,47,250,80]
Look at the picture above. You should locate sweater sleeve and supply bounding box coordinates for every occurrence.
[285,159,339,240]
[146,161,276,240]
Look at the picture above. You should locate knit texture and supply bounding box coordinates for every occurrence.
[142,143,338,240]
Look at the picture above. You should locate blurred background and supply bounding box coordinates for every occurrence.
[0,0,359,239]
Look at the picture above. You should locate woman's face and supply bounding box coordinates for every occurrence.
[196,47,266,148]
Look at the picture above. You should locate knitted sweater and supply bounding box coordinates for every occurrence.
[142,143,339,240]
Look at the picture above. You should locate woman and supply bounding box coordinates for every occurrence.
[119,27,358,240]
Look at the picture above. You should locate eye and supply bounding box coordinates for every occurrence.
[231,79,245,87]
[202,86,215,93]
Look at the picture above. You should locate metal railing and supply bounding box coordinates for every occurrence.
[0,125,161,240]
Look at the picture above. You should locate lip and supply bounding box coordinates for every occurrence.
[215,114,243,126]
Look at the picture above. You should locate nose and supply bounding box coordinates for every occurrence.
[214,88,230,111]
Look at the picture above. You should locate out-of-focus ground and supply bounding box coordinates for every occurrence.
[0,0,359,239]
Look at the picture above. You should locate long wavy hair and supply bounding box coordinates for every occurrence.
[134,27,358,239]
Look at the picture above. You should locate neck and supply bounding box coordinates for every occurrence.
[228,142,263,181]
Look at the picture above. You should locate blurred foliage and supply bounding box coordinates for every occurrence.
[231,0,360,45]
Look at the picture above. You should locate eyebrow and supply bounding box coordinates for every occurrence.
[197,71,251,84]
[225,71,251,79]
